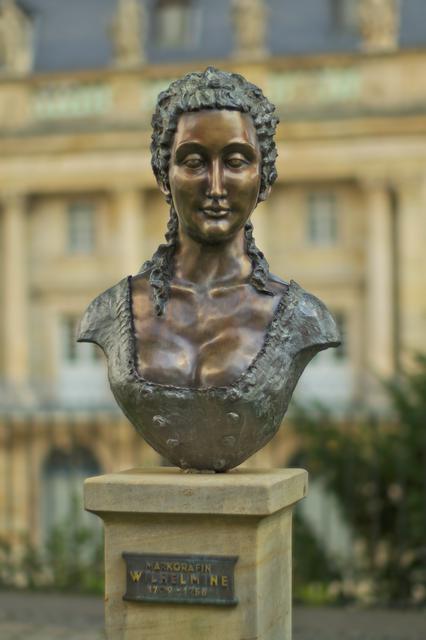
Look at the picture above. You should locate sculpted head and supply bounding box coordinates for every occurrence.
[144,67,279,315]
[150,66,279,204]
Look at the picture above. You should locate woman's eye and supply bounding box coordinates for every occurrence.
[226,155,249,168]
[183,156,204,169]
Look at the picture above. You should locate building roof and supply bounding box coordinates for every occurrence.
[22,0,116,72]
[17,0,426,73]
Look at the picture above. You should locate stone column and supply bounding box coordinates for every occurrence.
[364,180,395,379]
[394,176,426,365]
[232,0,268,61]
[1,192,29,388]
[110,0,146,68]
[0,0,34,74]
[114,187,144,278]
[359,0,400,53]
[85,467,307,640]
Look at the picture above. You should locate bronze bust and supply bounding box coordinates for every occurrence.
[77,67,340,472]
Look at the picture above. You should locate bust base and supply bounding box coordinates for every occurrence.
[84,467,308,640]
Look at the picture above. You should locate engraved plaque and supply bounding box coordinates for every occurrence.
[123,553,238,606]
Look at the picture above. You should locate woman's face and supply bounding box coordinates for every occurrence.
[167,109,262,244]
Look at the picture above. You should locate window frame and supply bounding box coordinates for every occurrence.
[306,191,339,247]
[152,0,198,49]
[66,200,96,255]
[331,310,348,361]
[59,314,101,365]
[331,0,359,34]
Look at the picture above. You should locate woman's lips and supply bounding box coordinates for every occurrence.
[201,208,231,218]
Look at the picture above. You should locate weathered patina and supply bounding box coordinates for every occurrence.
[78,67,340,471]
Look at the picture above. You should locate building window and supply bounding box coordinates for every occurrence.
[331,0,359,33]
[307,192,338,246]
[61,316,78,362]
[332,310,347,360]
[42,447,101,540]
[60,315,100,363]
[153,0,194,48]
[57,315,109,407]
[67,201,95,254]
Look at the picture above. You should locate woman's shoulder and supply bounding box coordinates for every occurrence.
[267,272,290,296]
[267,272,341,352]
[287,279,341,351]
[76,276,129,349]
[130,267,152,299]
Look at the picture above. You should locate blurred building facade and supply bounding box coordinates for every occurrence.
[1,0,426,550]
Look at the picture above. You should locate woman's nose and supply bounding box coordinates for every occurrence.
[206,159,228,198]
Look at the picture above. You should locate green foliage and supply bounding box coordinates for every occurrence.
[293,355,426,605]
[293,512,343,605]
[0,537,15,587]
[42,516,104,593]
[0,498,104,594]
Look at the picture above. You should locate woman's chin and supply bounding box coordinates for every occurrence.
[186,220,245,245]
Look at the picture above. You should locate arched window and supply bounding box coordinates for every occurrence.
[41,446,101,541]
[153,0,195,48]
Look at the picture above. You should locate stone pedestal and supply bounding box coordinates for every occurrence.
[84,467,308,640]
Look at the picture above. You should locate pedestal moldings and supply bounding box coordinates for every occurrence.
[85,467,307,640]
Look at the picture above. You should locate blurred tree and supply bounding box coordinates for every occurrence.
[0,495,104,594]
[293,511,343,605]
[293,355,426,605]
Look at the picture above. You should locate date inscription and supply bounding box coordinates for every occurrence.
[123,552,238,606]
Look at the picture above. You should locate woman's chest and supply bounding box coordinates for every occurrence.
[131,285,280,388]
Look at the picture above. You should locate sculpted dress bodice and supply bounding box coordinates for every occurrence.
[130,271,287,388]
[77,269,340,471]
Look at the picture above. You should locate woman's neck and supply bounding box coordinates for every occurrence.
[173,228,252,290]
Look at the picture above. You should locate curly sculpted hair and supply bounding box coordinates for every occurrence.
[142,66,279,315]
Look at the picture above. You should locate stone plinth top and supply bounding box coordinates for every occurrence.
[84,467,308,517]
